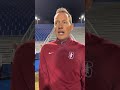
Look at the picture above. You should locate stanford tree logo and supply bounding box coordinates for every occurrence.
[85,61,93,78]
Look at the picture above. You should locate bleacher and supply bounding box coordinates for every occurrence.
[0,0,35,64]
[0,0,34,89]
[86,2,120,44]
[71,27,85,45]
[0,43,14,81]
[74,23,85,27]
[35,24,53,41]
[35,23,85,41]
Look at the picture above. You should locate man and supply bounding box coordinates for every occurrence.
[85,0,120,90]
[10,40,35,90]
[39,8,85,90]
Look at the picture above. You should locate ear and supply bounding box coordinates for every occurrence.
[70,23,74,31]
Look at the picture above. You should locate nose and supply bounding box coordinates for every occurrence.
[58,23,63,29]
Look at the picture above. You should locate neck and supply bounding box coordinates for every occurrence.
[57,37,70,44]
[58,37,69,42]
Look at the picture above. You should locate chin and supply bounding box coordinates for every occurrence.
[58,37,67,41]
[58,38,64,40]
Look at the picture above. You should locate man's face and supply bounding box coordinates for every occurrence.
[54,12,73,40]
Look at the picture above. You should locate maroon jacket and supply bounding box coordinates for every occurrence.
[39,37,85,90]
[10,41,35,90]
[86,32,120,90]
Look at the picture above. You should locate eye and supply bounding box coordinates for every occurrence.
[54,21,59,25]
[63,21,67,24]
[54,21,57,24]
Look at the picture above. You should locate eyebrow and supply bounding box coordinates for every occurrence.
[54,20,59,23]
[54,19,68,22]
[62,20,67,22]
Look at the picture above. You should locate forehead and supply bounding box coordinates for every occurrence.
[54,12,69,20]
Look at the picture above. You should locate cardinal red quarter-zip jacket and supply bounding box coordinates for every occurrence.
[39,37,85,90]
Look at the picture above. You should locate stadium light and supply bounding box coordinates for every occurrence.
[81,15,84,19]
[84,17,85,21]
[79,14,85,23]
[35,16,38,20]
[35,16,40,24]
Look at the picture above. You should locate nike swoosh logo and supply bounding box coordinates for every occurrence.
[48,52,54,54]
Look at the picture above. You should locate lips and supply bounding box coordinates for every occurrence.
[58,31,65,35]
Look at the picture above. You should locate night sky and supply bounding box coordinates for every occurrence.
[35,0,120,23]
[35,0,84,23]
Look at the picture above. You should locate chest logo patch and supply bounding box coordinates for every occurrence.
[85,61,93,78]
[68,51,74,60]
[48,52,54,55]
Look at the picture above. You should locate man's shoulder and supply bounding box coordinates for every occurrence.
[16,40,34,53]
[14,40,35,63]
[87,33,119,48]
[87,33,120,55]
[92,34,120,53]
[101,40,120,55]
[72,40,85,49]
[41,40,57,48]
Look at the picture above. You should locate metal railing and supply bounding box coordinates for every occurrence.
[21,20,35,43]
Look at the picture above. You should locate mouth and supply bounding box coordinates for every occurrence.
[58,31,65,35]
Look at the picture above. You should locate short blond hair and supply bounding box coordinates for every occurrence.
[55,7,72,24]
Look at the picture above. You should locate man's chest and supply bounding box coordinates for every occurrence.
[44,45,82,71]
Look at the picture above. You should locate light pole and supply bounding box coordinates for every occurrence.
[79,17,81,23]
[81,14,84,23]
[79,14,85,24]
[35,16,40,24]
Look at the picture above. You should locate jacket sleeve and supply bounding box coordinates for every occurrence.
[112,47,120,90]
[11,42,35,90]
[39,45,51,90]
[80,46,85,90]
